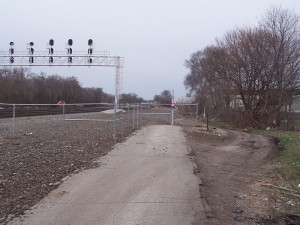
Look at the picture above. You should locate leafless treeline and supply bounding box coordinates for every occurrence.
[0,68,142,104]
[184,6,300,128]
[154,90,173,105]
[0,68,115,104]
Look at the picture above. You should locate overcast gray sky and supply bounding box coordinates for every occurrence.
[1,0,300,100]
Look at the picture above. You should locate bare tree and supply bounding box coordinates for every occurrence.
[260,6,300,128]
[184,6,300,128]
[153,90,172,105]
[0,68,115,104]
[120,93,144,104]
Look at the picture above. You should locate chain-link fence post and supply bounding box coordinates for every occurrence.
[196,103,199,125]
[12,104,16,137]
[113,103,117,139]
[127,104,130,130]
[132,104,135,129]
[140,104,143,126]
[62,104,66,136]
[121,104,125,133]
[136,104,139,127]
[171,106,174,125]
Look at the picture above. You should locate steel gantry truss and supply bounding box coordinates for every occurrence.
[0,48,124,106]
[0,50,123,67]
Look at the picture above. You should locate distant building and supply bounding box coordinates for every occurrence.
[293,96,300,113]
[229,94,300,113]
[229,95,244,110]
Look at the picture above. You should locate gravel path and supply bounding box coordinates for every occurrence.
[0,108,173,224]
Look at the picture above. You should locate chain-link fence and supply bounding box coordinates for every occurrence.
[0,102,199,139]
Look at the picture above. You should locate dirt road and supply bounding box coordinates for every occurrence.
[8,125,206,225]
[184,126,279,225]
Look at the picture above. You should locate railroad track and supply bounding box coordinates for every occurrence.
[0,107,109,119]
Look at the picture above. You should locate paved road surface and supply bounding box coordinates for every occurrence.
[9,125,205,225]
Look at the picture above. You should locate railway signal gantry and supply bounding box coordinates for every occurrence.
[0,39,124,106]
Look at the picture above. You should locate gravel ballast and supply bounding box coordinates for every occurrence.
[0,108,172,224]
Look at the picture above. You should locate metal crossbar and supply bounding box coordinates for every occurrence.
[65,118,121,122]
[0,51,122,67]
[141,113,171,115]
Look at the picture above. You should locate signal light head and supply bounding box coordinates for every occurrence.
[68,56,72,63]
[29,42,34,46]
[68,39,73,46]
[9,42,14,46]
[88,39,93,46]
[49,39,54,46]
